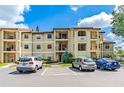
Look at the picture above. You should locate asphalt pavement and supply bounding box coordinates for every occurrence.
[0,66,124,87]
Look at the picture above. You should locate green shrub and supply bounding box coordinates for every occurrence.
[42,58,55,64]
[62,52,75,63]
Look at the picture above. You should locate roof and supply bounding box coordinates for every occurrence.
[53,28,70,30]
[99,31,105,33]
[0,28,31,31]
[73,27,101,30]
[53,27,101,30]
[32,31,53,34]
[0,27,101,33]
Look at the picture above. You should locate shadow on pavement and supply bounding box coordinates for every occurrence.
[69,67,118,73]
[9,71,34,75]
[69,67,94,72]
[96,69,118,72]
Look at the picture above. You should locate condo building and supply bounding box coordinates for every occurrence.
[0,27,114,63]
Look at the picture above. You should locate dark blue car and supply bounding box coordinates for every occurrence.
[96,58,120,70]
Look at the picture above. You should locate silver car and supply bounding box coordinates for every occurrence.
[72,58,96,71]
[16,57,43,73]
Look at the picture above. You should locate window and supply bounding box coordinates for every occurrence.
[48,44,52,49]
[24,45,29,49]
[37,45,41,49]
[78,31,86,36]
[18,58,32,62]
[36,36,41,39]
[24,34,29,39]
[105,45,110,49]
[84,58,94,62]
[47,34,52,39]
[78,43,86,51]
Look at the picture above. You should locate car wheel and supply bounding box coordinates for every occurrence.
[97,66,100,69]
[72,63,74,68]
[100,66,104,70]
[17,70,23,73]
[91,69,95,72]
[79,66,82,71]
[39,66,42,69]
[111,69,115,71]
[33,66,38,73]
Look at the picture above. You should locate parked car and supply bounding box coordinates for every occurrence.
[72,58,97,71]
[96,58,120,70]
[16,56,43,73]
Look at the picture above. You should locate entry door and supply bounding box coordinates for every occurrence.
[59,54,62,62]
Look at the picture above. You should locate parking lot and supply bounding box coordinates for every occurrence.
[0,66,124,87]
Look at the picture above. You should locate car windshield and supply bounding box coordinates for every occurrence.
[18,58,32,62]
[84,58,94,62]
[103,58,115,62]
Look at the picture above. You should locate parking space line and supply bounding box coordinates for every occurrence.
[41,67,48,76]
[46,73,77,76]
[65,67,77,75]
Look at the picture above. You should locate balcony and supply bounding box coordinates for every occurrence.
[3,31,16,41]
[91,41,97,51]
[4,42,16,53]
[56,33,68,41]
[56,35,68,39]
[3,35,16,42]
[91,32,97,39]
[4,47,16,51]
[56,43,68,52]
[56,47,67,51]
[4,47,16,53]
[90,47,97,51]
[4,35,16,39]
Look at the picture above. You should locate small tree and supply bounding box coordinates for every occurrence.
[117,50,124,57]
[111,5,124,37]
[62,50,74,63]
[62,49,69,63]
[36,26,39,32]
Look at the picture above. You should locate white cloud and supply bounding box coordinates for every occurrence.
[114,5,119,11]
[114,5,121,13]
[77,12,112,28]
[106,32,124,50]
[70,5,83,12]
[0,5,30,28]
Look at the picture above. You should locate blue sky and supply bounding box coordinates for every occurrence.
[23,5,115,31]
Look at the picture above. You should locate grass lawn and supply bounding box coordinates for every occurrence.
[59,63,72,67]
[0,63,7,67]
[43,63,72,67]
[120,61,124,64]
[43,63,52,67]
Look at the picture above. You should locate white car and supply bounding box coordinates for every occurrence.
[16,57,43,73]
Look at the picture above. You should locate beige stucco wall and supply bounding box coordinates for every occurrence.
[103,43,114,56]
[0,28,114,63]
[0,30,2,62]
[21,32,32,56]
[73,29,92,58]
[32,33,54,59]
